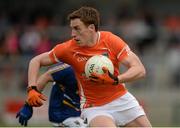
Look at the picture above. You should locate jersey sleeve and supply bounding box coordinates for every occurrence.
[48,42,69,64]
[49,63,71,83]
[108,32,131,62]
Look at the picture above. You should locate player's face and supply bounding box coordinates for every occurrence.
[70,18,94,46]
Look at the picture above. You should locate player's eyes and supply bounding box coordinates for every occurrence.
[71,26,82,34]
[76,28,81,31]
[75,29,81,34]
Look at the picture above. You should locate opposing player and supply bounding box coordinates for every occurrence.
[16,63,86,127]
[26,6,151,127]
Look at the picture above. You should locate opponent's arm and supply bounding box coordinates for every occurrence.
[16,103,33,126]
[37,63,71,91]
[36,69,54,92]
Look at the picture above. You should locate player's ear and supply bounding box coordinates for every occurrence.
[88,24,95,31]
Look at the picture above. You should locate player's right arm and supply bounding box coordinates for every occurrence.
[27,43,66,107]
[27,52,55,107]
[17,53,56,125]
[28,52,54,87]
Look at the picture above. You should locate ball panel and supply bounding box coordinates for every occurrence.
[85,55,114,78]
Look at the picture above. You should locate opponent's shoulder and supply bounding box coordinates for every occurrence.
[48,63,72,74]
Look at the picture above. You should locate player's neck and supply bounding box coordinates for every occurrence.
[88,31,99,47]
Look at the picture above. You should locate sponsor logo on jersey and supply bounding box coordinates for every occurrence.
[73,52,88,62]
[77,56,88,62]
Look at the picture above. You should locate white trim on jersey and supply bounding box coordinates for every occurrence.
[48,49,60,63]
[117,45,131,60]
[53,51,60,62]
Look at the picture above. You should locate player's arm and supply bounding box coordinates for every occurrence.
[36,63,71,91]
[117,51,146,83]
[16,103,33,126]
[16,64,55,126]
[28,52,54,87]
[90,33,146,85]
[27,52,55,107]
[90,51,146,85]
[36,70,54,92]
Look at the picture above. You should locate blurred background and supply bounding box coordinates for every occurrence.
[0,0,180,126]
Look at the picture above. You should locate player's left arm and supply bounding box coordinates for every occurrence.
[117,51,146,83]
[111,33,146,83]
[90,33,146,85]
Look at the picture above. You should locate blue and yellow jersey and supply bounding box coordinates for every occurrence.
[48,63,80,123]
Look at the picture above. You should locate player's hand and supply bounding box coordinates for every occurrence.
[89,67,119,85]
[16,103,33,126]
[27,86,47,107]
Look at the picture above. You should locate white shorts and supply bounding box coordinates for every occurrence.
[81,92,145,126]
[52,117,87,127]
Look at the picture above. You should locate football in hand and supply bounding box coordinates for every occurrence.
[85,55,114,78]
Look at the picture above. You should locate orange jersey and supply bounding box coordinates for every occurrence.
[49,31,130,108]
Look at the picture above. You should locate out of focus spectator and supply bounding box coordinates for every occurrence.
[35,31,51,55]
[19,27,41,55]
[4,28,20,56]
[136,10,158,55]
[0,12,10,38]
[164,15,180,87]
[0,35,6,57]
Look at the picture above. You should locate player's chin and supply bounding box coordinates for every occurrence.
[76,41,86,46]
[76,40,82,44]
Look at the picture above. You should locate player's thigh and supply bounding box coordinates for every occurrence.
[112,103,149,126]
[89,115,116,127]
[125,115,151,127]
[81,107,116,127]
